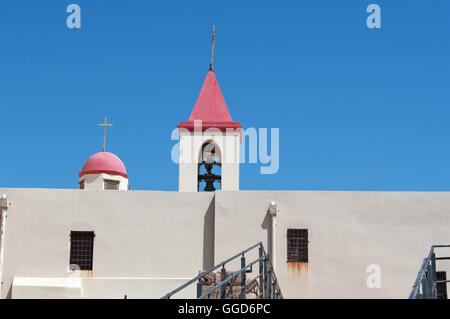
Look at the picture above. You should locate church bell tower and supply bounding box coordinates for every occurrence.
[177,26,242,192]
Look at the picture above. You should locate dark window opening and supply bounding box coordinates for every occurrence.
[104,179,120,190]
[79,180,84,189]
[287,229,308,263]
[69,231,95,270]
[436,271,448,299]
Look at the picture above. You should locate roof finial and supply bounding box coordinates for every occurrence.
[210,25,215,71]
[97,116,113,152]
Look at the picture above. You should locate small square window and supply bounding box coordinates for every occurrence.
[287,229,308,263]
[69,231,95,271]
[104,179,120,190]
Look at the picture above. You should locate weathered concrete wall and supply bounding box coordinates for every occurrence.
[214,191,450,299]
[0,189,214,299]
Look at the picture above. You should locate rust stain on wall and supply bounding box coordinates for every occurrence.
[81,270,93,278]
[287,262,308,278]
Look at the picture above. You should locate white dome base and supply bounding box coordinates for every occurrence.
[79,173,129,191]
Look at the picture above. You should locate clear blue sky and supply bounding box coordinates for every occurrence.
[1,0,450,191]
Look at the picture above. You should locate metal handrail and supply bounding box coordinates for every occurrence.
[161,241,283,299]
[199,255,267,299]
[409,247,436,299]
[409,244,450,299]
[161,242,262,299]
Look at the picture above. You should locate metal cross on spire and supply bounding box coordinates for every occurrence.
[97,116,113,152]
[209,25,215,71]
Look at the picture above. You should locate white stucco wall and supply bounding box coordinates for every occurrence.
[0,189,215,299]
[214,190,450,299]
[1,188,449,299]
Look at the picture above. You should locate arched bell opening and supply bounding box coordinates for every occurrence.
[197,141,222,192]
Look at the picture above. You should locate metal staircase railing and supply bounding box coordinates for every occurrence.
[161,242,283,299]
[409,244,450,299]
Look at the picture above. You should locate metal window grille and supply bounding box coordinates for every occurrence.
[104,179,120,190]
[287,229,308,262]
[436,271,448,299]
[69,231,95,270]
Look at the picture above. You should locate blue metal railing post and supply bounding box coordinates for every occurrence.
[423,267,429,298]
[241,255,246,299]
[430,253,437,299]
[259,245,263,298]
[221,266,227,299]
[428,265,434,298]
[263,257,268,299]
[197,281,203,298]
[267,268,272,299]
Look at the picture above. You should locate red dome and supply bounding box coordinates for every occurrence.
[79,151,128,178]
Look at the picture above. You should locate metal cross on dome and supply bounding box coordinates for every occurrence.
[98,116,113,152]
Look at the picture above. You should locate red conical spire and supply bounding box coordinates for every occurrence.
[178,71,241,132]
[188,70,232,122]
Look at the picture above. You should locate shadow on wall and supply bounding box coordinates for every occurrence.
[261,212,271,258]
[202,197,215,270]
[6,283,12,299]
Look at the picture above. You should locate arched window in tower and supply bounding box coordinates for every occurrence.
[198,141,221,192]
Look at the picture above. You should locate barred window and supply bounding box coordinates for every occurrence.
[69,231,95,270]
[436,271,448,299]
[287,229,308,262]
[104,179,120,190]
